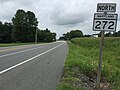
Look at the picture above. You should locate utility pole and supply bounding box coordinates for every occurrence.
[35,29,37,44]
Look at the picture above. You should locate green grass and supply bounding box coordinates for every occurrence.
[57,83,84,90]
[57,37,120,90]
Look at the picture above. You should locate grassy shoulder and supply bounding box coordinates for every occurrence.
[57,37,120,90]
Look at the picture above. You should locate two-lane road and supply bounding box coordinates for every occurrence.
[0,41,68,90]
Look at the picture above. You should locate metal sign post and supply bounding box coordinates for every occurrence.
[93,3,118,90]
[97,31,104,89]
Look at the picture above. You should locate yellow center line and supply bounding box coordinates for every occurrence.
[0,48,18,52]
[0,45,36,53]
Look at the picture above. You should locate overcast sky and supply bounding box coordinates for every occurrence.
[0,0,120,38]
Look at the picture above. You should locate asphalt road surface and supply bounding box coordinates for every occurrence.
[0,41,68,90]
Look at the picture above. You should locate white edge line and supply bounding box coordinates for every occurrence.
[0,43,64,75]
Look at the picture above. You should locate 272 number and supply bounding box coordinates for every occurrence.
[95,21,114,30]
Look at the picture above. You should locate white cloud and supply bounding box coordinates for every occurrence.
[51,0,94,25]
[0,0,120,38]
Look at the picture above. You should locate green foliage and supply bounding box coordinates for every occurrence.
[57,83,84,90]
[37,28,56,42]
[65,41,99,76]
[12,9,38,42]
[0,9,56,43]
[0,21,12,43]
[70,30,83,39]
[70,38,120,89]
[98,31,120,37]
[57,37,120,90]
[57,77,85,90]
[60,30,83,40]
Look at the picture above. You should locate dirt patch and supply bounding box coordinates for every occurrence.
[62,67,112,90]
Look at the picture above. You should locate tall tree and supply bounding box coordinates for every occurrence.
[25,11,38,42]
[12,9,38,42]
[12,9,26,42]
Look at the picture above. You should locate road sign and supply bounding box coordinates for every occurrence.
[93,13,118,31]
[93,3,118,89]
[97,3,116,12]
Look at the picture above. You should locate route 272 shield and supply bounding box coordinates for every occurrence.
[93,13,118,32]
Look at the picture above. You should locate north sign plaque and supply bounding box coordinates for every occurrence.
[97,3,116,12]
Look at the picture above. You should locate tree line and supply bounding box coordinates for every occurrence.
[0,22,12,43]
[0,9,56,43]
[59,30,120,40]
[59,30,83,40]
[99,31,120,37]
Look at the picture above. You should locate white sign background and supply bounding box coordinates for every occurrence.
[93,13,118,31]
